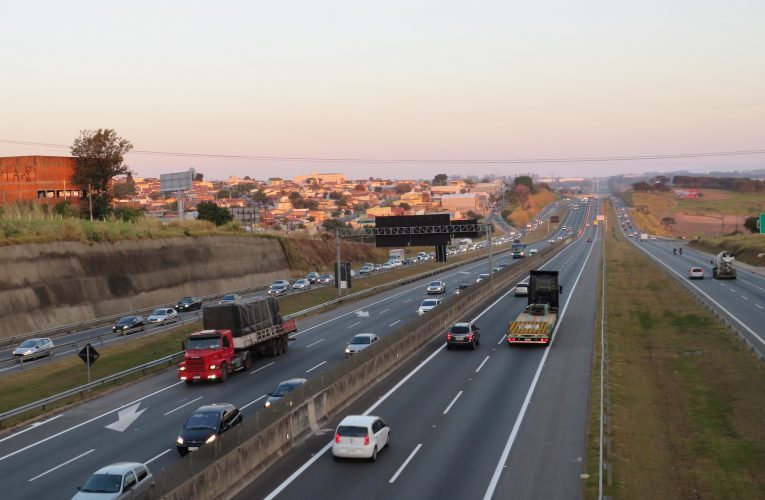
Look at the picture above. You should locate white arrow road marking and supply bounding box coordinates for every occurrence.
[355,310,370,318]
[106,403,147,432]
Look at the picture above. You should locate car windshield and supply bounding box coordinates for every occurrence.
[152,309,166,316]
[272,382,303,397]
[421,300,438,307]
[429,282,440,287]
[117,317,134,325]
[184,411,220,430]
[458,284,468,289]
[450,326,470,334]
[186,336,221,350]
[337,425,367,437]
[222,295,236,301]
[19,340,37,348]
[180,297,192,303]
[517,283,527,288]
[81,473,122,493]
[350,335,372,345]
[272,285,285,290]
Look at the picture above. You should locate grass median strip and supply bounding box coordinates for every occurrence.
[584,200,765,499]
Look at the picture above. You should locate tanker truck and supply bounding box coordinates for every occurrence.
[711,251,736,279]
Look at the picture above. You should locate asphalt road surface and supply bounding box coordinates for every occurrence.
[0,203,592,500]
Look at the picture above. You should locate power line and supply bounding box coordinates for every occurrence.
[1,138,764,164]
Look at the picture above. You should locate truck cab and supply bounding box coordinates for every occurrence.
[179,330,236,383]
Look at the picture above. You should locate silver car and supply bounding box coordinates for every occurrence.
[73,462,154,500]
[265,378,308,407]
[147,308,178,325]
[293,278,311,290]
[426,280,446,294]
[13,337,54,362]
[345,333,380,357]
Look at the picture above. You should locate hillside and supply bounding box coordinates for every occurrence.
[502,188,558,228]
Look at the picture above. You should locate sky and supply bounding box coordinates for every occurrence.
[1,0,764,181]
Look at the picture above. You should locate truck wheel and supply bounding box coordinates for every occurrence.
[219,363,228,383]
[281,336,289,353]
[243,352,252,371]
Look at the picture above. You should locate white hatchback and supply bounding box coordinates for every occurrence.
[417,298,442,315]
[332,415,390,461]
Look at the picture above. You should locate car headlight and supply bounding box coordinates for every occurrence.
[345,347,351,353]
[122,325,128,330]
[205,434,217,444]
[209,364,217,370]
[264,400,271,408]
[179,366,186,371]
[177,436,184,445]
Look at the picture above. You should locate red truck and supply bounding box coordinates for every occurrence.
[178,297,297,383]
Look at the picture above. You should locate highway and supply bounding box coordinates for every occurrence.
[0,202,590,499]
[612,199,765,353]
[235,200,602,500]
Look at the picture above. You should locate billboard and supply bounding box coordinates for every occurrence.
[160,169,195,193]
[375,214,451,247]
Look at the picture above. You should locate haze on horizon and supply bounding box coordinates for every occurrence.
[1,0,764,181]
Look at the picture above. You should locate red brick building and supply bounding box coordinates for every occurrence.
[0,156,84,205]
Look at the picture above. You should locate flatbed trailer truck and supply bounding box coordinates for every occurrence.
[179,298,297,383]
[507,270,561,346]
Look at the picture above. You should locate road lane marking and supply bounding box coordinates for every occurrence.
[305,339,324,348]
[402,298,413,303]
[263,223,589,500]
[29,448,95,482]
[742,295,749,301]
[241,395,267,410]
[0,381,183,463]
[756,304,764,310]
[475,356,490,373]
[249,361,276,375]
[0,415,62,444]
[483,217,598,500]
[347,321,361,329]
[443,391,463,415]
[388,320,401,327]
[389,443,422,483]
[163,396,203,416]
[145,448,172,465]
[379,308,390,314]
[306,361,327,373]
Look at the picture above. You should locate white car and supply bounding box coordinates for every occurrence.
[147,308,178,325]
[73,462,155,500]
[528,248,538,255]
[345,333,380,357]
[417,298,442,315]
[476,273,490,283]
[426,280,446,294]
[13,337,54,362]
[515,282,529,296]
[332,415,390,461]
[688,267,704,280]
[219,293,240,304]
[268,284,289,296]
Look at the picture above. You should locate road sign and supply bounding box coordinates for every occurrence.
[79,344,100,366]
[760,213,764,234]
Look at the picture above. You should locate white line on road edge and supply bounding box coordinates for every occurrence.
[598,219,607,500]
[389,443,422,483]
[475,356,490,373]
[482,220,599,500]
[0,415,63,444]
[249,361,275,375]
[145,448,172,465]
[347,322,361,329]
[28,448,95,481]
[163,396,203,416]
[264,219,590,500]
[306,361,327,373]
[241,395,267,410]
[305,339,325,348]
[388,320,401,327]
[0,381,183,463]
[443,391,463,415]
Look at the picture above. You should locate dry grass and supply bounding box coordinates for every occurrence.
[508,189,558,228]
[584,199,765,499]
[689,233,765,267]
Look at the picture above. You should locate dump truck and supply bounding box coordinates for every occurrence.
[507,270,561,346]
[178,297,297,383]
[711,251,736,279]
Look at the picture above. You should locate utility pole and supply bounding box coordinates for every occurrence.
[336,229,342,297]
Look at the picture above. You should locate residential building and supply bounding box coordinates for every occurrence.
[0,155,86,205]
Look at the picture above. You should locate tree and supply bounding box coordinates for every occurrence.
[70,129,134,220]
[632,182,652,192]
[661,216,676,226]
[354,183,366,192]
[252,189,269,203]
[329,191,343,200]
[322,219,348,232]
[113,177,137,199]
[149,191,163,201]
[465,210,478,220]
[513,175,535,194]
[744,216,759,233]
[432,174,448,186]
[163,200,178,212]
[395,182,412,194]
[194,172,204,181]
[217,189,231,199]
[399,202,411,210]
[197,202,233,226]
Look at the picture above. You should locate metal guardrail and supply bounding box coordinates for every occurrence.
[0,352,183,427]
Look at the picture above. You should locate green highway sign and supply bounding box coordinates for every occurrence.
[760,213,765,234]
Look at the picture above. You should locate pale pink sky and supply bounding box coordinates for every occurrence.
[1,1,764,180]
